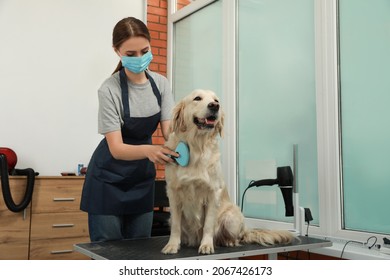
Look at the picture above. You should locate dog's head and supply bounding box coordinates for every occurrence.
[171,89,224,138]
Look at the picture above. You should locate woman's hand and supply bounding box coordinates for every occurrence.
[105,131,179,163]
[145,145,179,165]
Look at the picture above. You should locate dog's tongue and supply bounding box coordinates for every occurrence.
[205,118,215,124]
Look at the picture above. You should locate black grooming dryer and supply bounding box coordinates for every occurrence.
[0,147,37,212]
[242,166,294,217]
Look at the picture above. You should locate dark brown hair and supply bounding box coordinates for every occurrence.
[112,17,151,74]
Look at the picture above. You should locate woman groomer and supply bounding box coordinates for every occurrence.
[80,17,178,242]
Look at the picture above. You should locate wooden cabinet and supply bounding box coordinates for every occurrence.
[29,177,90,260]
[0,177,31,260]
[1,176,89,259]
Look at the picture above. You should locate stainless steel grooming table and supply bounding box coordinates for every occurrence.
[74,235,332,260]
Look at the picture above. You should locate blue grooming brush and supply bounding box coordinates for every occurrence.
[173,141,190,167]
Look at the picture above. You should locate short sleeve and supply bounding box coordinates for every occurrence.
[97,85,122,135]
[158,75,175,121]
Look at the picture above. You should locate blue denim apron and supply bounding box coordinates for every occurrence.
[80,68,161,215]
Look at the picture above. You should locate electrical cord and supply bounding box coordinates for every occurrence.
[305,221,312,259]
[306,221,310,236]
[340,240,363,259]
[240,180,255,212]
[366,236,377,249]
[340,235,378,259]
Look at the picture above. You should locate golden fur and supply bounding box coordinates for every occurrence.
[162,89,294,255]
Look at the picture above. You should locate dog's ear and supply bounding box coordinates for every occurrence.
[215,109,225,137]
[172,100,186,133]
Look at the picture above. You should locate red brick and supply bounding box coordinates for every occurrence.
[152,55,166,64]
[152,125,162,136]
[147,14,159,23]
[153,47,163,56]
[151,39,167,48]
[160,0,168,9]
[156,169,165,180]
[152,129,162,138]
[152,134,163,142]
[148,22,167,32]
[152,47,160,55]
[149,63,159,71]
[156,163,165,170]
[148,0,160,8]
[153,136,165,145]
[150,30,159,40]
[159,32,167,40]
[148,6,167,16]
[159,48,167,56]
[159,64,167,73]
[160,16,167,24]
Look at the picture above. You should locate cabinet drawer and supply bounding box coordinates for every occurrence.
[31,212,88,240]
[0,210,30,260]
[0,178,31,260]
[33,179,84,213]
[29,237,90,260]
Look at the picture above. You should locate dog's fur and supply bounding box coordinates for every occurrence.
[162,89,294,255]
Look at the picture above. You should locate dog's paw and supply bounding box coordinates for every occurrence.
[198,243,214,254]
[161,243,180,254]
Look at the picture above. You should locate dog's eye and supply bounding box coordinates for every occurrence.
[214,99,219,103]
[193,96,202,101]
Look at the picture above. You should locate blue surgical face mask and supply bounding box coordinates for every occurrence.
[121,51,153,74]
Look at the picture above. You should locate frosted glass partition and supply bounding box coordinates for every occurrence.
[238,0,318,223]
[173,1,222,102]
[339,0,390,234]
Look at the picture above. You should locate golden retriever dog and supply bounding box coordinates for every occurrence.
[162,89,294,255]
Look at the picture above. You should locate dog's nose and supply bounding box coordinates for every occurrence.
[208,102,220,112]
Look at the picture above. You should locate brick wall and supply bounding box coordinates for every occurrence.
[147,0,168,179]
[147,0,168,76]
[147,0,190,179]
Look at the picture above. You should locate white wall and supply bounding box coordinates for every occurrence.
[0,0,146,175]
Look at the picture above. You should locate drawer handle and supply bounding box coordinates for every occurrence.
[53,197,75,202]
[52,223,75,228]
[51,249,73,254]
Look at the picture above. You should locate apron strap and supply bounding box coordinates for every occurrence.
[119,68,131,122]
[145,71,162,107]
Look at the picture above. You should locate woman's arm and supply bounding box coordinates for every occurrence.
[160,120,171,141]
[105,130,177,164]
